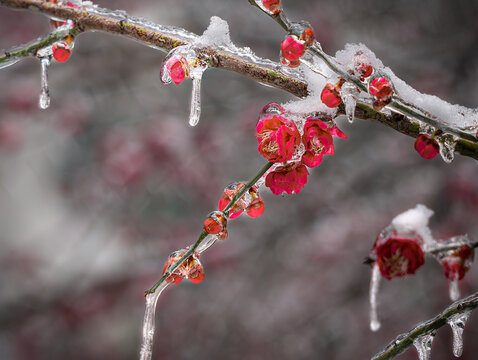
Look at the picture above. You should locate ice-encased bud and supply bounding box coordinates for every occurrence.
[340,82,358,123]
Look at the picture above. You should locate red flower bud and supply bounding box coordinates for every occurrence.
[280,36,304,63]
[320,83,342,108]
[261,0,281,14]
[165,56,190,85]
[414,134,439,160]
[440,245,474,281]
[246,198,265,218]
[369,77,393,100]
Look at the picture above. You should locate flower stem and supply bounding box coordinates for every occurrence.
[145,161,273,295]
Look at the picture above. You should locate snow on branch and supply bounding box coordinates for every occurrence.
[1,0,478,160]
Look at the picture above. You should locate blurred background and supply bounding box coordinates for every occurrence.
[0,0,478,359]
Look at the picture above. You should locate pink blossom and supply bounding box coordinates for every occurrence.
[301,117,347,168]
[265,163,309,195]
[256,114,300,163]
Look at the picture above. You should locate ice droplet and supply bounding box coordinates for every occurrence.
[413,333,435,360]
[369,263,381,331]
[39,57,51,109]
[449,278,460,301]
[252,0,282,15]
[139,282,169,360]
[189,76,202,126]
[436,134,457,163]
[340,82,358,123]
[447,310,471,357]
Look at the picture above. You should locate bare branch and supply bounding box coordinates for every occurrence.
[371,291,478,360]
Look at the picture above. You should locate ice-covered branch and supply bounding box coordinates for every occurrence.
[2,0,478,160]
[371,291,478,360]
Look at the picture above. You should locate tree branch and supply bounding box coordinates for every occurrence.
[371,291,478,360]
[1,0,478,160]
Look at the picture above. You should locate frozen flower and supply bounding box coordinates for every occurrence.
[204,211,228,240]
[301,117,347,168]
[374,235,425,280]
[265,163,309,195]
[320,83,342,108]
[440,245,474,281]
[162,251,206,284]
[256,114,300,163]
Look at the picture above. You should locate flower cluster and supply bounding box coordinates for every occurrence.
[280,27,315,68]
[371,223,475,284]
[256,104,346,195]
[162,250,205,284]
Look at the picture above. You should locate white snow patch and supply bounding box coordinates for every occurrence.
[198,16,233,47]
[392,204,435,249]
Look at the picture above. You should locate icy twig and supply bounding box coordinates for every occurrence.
[144,162,273,295]
[371,291,478,360]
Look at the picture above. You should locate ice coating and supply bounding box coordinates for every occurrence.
[139,282,169,360]
[437,134,457,163]
[189,76,202,126]
[391,204,435,250]
[369,263,381,331]
[39,57,51,109]
[447,310,471,357]
[413,333,434,360]
[335,43,478,128]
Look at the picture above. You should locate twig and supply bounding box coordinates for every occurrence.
[371,291,478,360]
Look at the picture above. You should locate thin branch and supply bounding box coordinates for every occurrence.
[1,0,478,161]
[371,291,478,360]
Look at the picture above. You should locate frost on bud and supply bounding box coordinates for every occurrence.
[257,0,282,15]
[52,41,72,63]
[369,76,393,100]
[161,55,190,85]
[204,211,227,235]
[321,83,342,108]
[218,182,247,219]
[280,35,305,67]
[414,134,439,160]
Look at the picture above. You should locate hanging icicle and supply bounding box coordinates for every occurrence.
[447,309,472,357]
[139,282,170,360]
[369,263,381,331]
[413,332,435,360]
[39,57,51,109]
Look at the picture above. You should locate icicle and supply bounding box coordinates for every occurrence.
[413,332,435,360]
[436,134,457,163]
[340,82,358,123]
[447,309,471,357]
[449,278,460,301]
[189,76,202,126]
[39,57,51,109]
[369,263,381,331]
[139,282,169,360]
